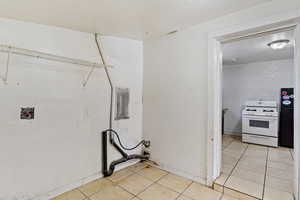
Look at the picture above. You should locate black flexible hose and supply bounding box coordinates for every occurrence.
[104,129,145,151]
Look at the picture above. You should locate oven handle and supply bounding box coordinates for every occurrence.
[247,135,270,139]
[243,116,278,121]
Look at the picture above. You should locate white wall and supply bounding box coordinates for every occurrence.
[0,18,143,200]
[222,59,294,135]
[143,0,300,183]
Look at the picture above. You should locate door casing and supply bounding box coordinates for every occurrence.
[207,10,300,200]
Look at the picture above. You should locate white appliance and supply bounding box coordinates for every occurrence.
[242,101,279,147]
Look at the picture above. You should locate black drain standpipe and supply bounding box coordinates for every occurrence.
[94,34,150,177]
[102,129,150,177]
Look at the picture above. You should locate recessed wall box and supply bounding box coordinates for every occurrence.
[20,107,34,120]
[115,88,129,120]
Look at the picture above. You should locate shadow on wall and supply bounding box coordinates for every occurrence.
[223,108,243,135]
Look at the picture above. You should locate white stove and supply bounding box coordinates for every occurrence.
[242,101,279,147]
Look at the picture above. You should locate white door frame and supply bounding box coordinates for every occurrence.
[295,24,300,200]
[207,9,300,198]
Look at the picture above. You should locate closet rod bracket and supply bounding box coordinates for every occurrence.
[82,64,96,87]
[1,46,11,84]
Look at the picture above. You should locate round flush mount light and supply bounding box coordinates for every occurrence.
[268,39,290,50]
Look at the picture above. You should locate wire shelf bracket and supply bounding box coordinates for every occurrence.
[0,44,113,85]
[0,47,11,84]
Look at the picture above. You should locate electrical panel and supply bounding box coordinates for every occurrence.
[115,88,129,120]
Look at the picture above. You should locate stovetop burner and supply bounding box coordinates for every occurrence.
[243,101,278,117]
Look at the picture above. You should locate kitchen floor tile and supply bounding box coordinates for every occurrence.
[157,173,192,193]
[223,187,258,200]
[267,160,293,171]
[118,174,153,195]
[222,163,235,174]
[215,135,295,200]
[225,176,263,199]
[137,166,168,182]
[138,183,179,200]
[265,176,293,193]
[51,189,86,200]
[234,162,266,175]
[215,173,230,186]
[223,154,240,165]
[268,150,293,163]
[247,144,268,152]
[221,194,239,200]
[183,182,222,200]
[176,195,193,200]
[108,167,134,183]
[231,168,264,184]
[128,162,150,172]
[225,148,245,154]
[267,167,294,181]
[78,179,113,196]
[213,183,224,193]
[51,136,295,200]
[263,187,294,200]
[239,156,266,166]
[89,185,133,200]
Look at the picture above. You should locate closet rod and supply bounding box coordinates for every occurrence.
[0,44,112,68]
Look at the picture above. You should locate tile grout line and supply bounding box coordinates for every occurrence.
[215,138,248,200]
[220,143,249,199]
[222,186,261,199]
[289,149,294,160]
[88,162,174,200]
[77,188,90,199]
[115,161,236,200]
[83,163,148,200]
[222,143,249,187]
[76,175,111,200]
[174,180,194,200]
[117,164,169,199]
[224,136,240,150]
[219,140,244,200]
[156,180,190,196]
[107,171,136,195]
[219,190,227,200]
[261,147,269,200]
[132,168,171,198]
[223,138,235,151]
[133,166,196,200]
[116,180,140,199]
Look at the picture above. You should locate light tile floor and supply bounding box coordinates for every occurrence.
[214,135,295,200]
[52,162,235,200]
[51,135,294,200]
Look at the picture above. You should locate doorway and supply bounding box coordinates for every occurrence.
[206,16,300,200]
[217,28,295,200]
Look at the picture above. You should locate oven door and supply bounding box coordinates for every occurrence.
[242,115,278,137]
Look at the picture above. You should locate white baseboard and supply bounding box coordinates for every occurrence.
[31,161,139,200]
[148,160,206,185]
[31,159,206,200]
[224,131,242,136]
[34,172,103,200]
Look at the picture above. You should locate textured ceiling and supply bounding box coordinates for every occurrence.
[0,0,271,40]
[222,30,294,66]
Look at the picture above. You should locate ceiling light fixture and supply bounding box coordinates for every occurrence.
[267,39,290,50]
